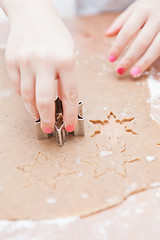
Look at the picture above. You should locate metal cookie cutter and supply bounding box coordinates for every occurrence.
[35,97,85,146]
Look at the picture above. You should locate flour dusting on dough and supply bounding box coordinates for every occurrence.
[99,150,112,157]
[77,157,81,164]
[135,207,144,215]
[150,182,160,187]
[147,74,160,124]
[0,89,11,98]
[46,198,56,204]
[77,172,83,177]
[146,155,155,162]
[125,182,138,195]
[119,209,130,217]
[156,191,160,198]
[0,216,78,232]
[0,181,4,192]
[81,193,88,199]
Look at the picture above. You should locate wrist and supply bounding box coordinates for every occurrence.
[0,0,58,21]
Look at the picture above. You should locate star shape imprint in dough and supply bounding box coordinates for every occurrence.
[90,112,137,144]
[81,143,140,179]
[17,152,77,190]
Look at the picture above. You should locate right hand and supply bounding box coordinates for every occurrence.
[3,0,78,134]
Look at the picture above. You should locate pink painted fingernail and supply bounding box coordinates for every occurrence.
[66,125,75,133]
[130,67,141,77]
[43,128,53,134]
[104,28,110,35]
[108,55,117,62]
[117,67,125,75]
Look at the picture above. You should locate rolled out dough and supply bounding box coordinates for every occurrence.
[0,15,160,219]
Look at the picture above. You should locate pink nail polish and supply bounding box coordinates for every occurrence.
[131,67,141,77]
[104,28,110,35]
[108,55,117,62]
[117,67,125,75]
[66,125,75,133]
[43,128,53,134]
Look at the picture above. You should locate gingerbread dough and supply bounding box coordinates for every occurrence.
[0,15,160,220]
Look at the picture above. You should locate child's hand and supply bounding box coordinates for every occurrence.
[2,0,78,133]
[105,0,160,77]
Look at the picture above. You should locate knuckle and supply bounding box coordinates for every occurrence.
[137,40,148,49]
[36,97,51,109]
[11,78,18,88]
[124,56,133,67]
[69,92,78,102]
[5,49,30,67]
[64,92,78,103]
[10,80,20,95]
[113,44,122,56]
[142,5,150,15]
[21,87,33,102]
[13,85,20,95]
[142,58,150,68]
[59,50,75,68]
[121,29,130,40]
[16,49,39,66]
[16,53,30,66]
[9,75,19,89]
[31,49,45,62]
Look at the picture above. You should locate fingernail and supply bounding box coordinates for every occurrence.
[130,67,141,77]
[108,55,117,62]
[66,125,75,133]
[43,128,53,134]
[117,67,125,75]
[104,28,110,35]
[104,28,111,35]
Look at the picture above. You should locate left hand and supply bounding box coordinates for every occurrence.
[105,0,160,77]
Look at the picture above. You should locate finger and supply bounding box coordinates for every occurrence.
[36,69,55,134]
[116,18,159,73]
[108,10,147,63]
[54,74,62,100]
[59,66,78,133]
[20,68,39,121]
[57,78,63,100]
[105,3,135,37]
[5,55,21,95]
[130,32,160,77]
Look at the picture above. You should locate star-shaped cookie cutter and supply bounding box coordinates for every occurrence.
[34,97,85,146]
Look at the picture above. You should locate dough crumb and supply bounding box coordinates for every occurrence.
[150,182,160,187]
[46,198,56,204]
[146,155,155,162]
[81,194,88,199]
[156,191,160,198]
[0,181,4,192]
[0,89,11,98]
[77,172,83,178]
[135,207,144,215]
